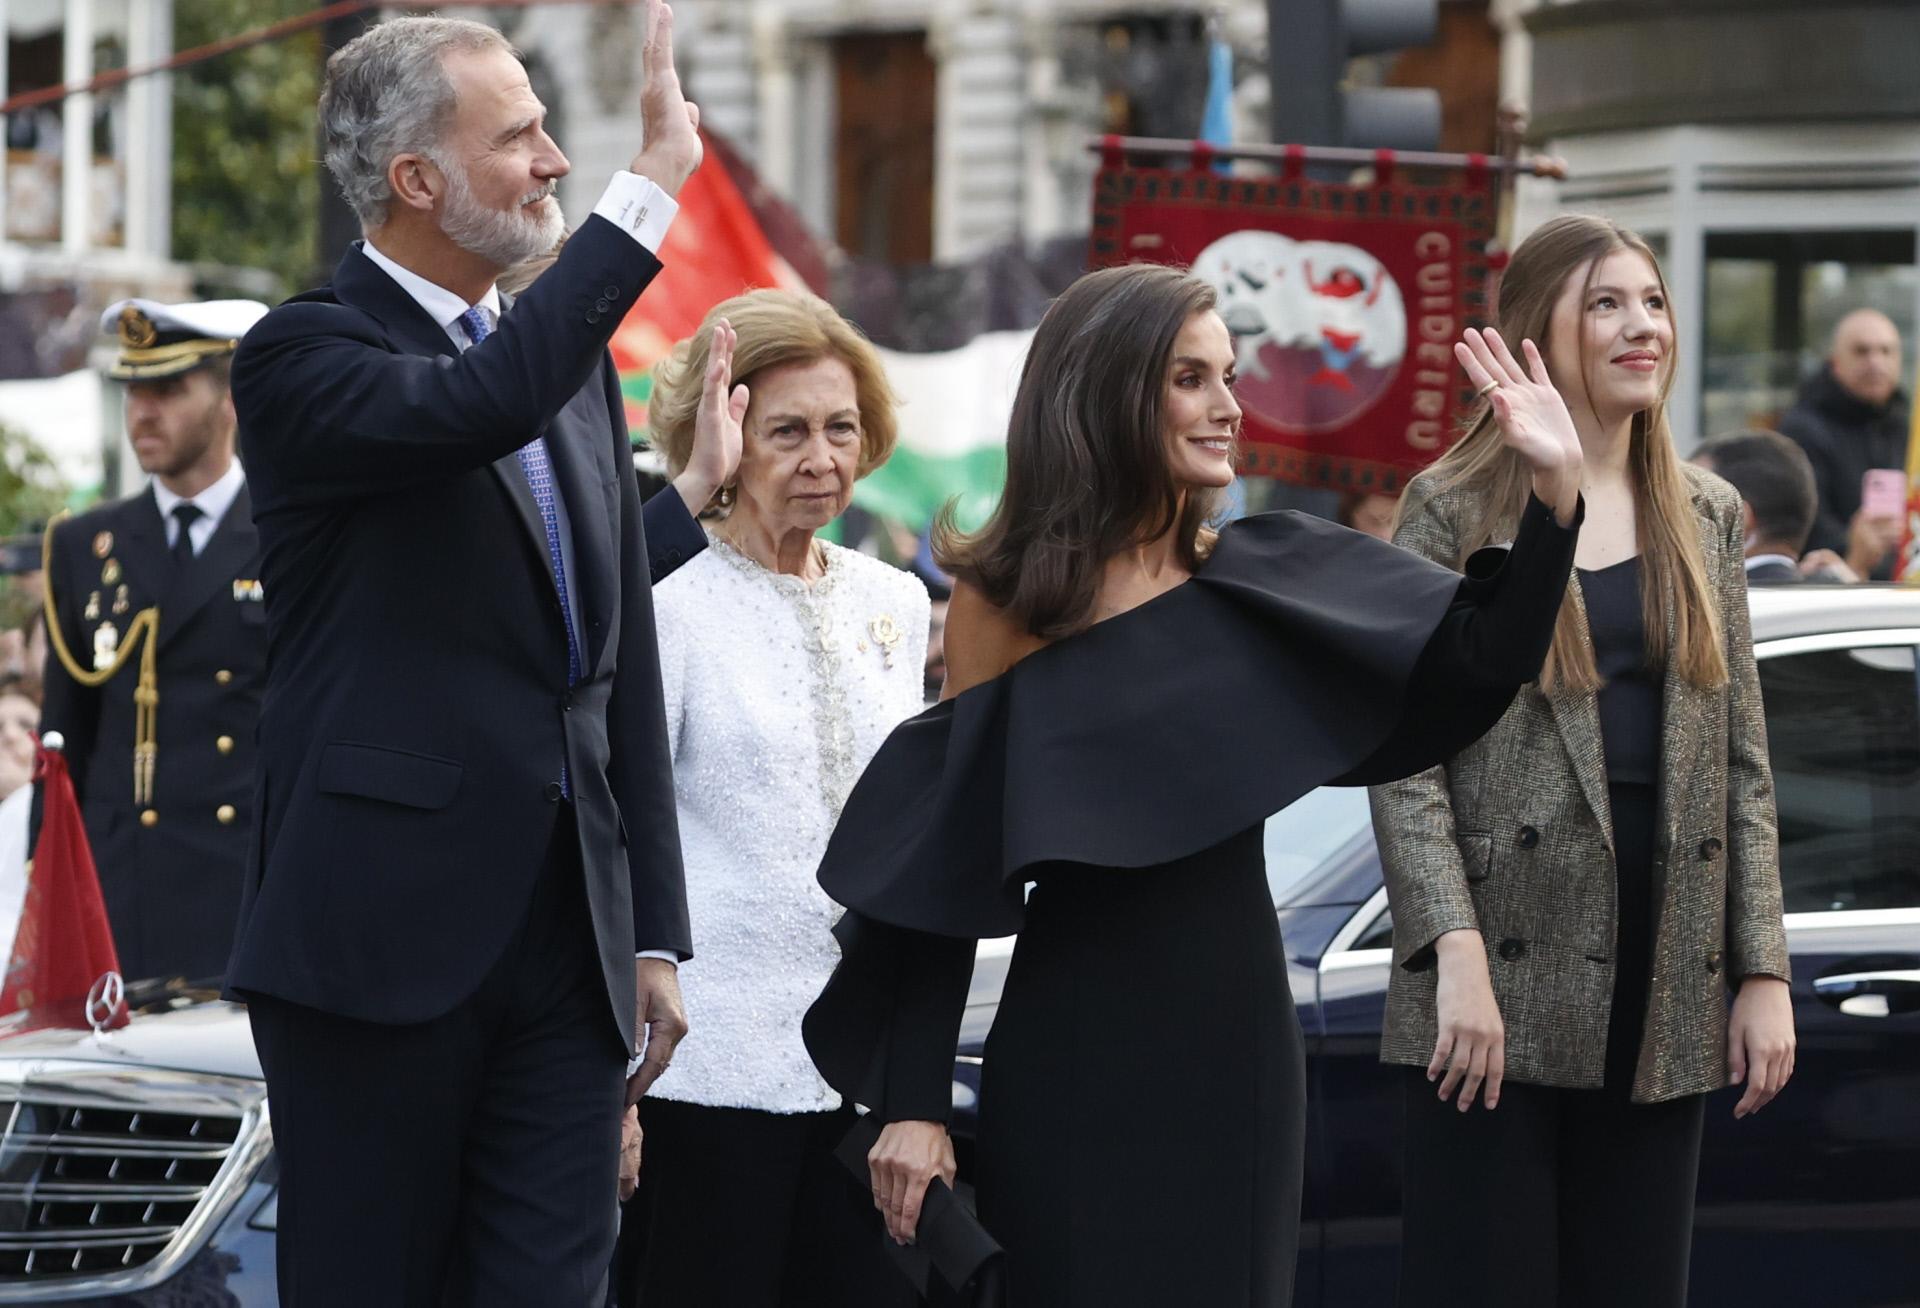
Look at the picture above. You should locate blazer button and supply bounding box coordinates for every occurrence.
[214,669,233,685]
[603,284,621,299]
[667,549,683,564]
[1699,837,1723,861]
[544,782,564,803]
[216,735,235,756]
[1516,825,1539,849]
[1498,937,1527,961]
[217,805,237,826]
[140,809,159,827]
[1706,950,1723,975]
[586,311,601,325]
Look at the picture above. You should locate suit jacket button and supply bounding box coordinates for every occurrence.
[1700,837,1723,861]
[586,311,601,325]
[667,549,682,564]
[1517,825,1539,849]
[217,805,237,826]
[214,669,233,685]
[544,782,564,803]
[140,809,159,828]
[1706,950,1723,975]
[216,735,235,756]
[603,284,621,298]
[1498,937,1526,960]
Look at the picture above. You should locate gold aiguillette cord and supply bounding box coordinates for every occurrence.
[40,511,163,807]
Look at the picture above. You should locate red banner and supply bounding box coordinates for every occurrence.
[1090,151,1497,492]
[1,746,122,1022]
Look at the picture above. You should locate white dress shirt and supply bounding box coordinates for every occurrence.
[361,172,683,971]
[653,539,930,1112]
[153,459,246,556]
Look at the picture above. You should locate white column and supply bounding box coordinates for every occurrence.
[752,10,796,202]
[931,7,1025,261]
[124,0,172,260]
[1664,129,1704,452]
[60,0,92,255]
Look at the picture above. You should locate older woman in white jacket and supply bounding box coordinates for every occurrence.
[619,290,928,1308]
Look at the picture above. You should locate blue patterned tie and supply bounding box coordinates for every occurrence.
[460,307,582,794]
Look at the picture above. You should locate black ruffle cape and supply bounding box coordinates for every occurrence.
[804,499,1577,1119]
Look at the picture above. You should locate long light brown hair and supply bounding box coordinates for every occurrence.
[935,264,1228,639]
[1399,214,1726,693]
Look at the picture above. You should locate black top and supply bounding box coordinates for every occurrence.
[1578,555,1663,787]
[804,495,1583,1123]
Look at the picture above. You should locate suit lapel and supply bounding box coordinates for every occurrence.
[1547,573,1616,848]
[115,491,170,616]
[333,244,552,572]
[159,484,259,651]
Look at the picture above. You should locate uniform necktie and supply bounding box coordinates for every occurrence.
[459,306,582,794]
[170,503,203,566]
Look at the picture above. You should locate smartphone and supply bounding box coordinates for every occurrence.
[1862,468,1906,520]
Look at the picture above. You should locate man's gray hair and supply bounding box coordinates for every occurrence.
[320,17,516,227]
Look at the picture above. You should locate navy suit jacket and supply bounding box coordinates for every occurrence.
[226,215,704,1049]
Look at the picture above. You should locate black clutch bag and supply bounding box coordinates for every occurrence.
[833,1116,1006,1307]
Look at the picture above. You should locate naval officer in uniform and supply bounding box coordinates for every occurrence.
[39,297,271,983]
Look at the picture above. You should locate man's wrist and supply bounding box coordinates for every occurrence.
[593,173,679,254]
[636,949,679,965]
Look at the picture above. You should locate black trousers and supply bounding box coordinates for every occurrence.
[1396,781,1706,1308]
[612,1098,913,1308]
[248,807,627,1307]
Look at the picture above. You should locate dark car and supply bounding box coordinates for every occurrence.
[952,584,1920,1308]
[0,586,1916,1304]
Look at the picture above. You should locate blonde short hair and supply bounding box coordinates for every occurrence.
[650,290,898,508]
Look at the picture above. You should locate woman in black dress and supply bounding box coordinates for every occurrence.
[803,263,1586,1306]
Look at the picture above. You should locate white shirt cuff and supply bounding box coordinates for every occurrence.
[593,172,679,255]
[636,949,679,964]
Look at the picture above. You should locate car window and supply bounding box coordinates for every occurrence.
[1263,787,1374,905]
[1760,641,1920,913]
[1351,906,1393,952]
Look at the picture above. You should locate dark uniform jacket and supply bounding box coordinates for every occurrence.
[225,216,704,1051]
[39,484,266,982]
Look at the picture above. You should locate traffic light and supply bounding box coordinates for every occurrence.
[1266,0,1440,151]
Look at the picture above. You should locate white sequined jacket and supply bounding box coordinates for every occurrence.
[652,535,931,1113]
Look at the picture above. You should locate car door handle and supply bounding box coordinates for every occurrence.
[1813,970,1920,1017]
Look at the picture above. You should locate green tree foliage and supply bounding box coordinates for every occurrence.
[171,1,320,299]
[0,423,71,631]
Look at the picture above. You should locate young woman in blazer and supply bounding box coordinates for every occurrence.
[1369,214,1797,1308]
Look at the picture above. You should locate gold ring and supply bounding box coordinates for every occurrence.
[1475,380,1501,399]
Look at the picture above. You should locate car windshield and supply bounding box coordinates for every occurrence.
[1261,786,1374,904]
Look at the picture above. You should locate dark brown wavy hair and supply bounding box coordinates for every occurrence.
[935,264,1228,639]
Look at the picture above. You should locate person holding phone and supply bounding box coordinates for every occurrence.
[1778,308,1910,579]
[1370,214,1796,1308]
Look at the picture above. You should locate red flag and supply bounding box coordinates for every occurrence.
[609,128,807,434]
[0,744,122,1021]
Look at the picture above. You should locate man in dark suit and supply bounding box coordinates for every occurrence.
[1693,429,1841,585]
[40,297,270,982]
[226,8,728,1301]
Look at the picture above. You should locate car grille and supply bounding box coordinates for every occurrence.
[0,1099,242,1276]
[0,1061,268,1298]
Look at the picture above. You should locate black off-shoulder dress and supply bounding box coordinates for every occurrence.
[804,497,1580,1307]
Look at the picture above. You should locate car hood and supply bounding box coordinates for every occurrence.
[0,983,262,1081]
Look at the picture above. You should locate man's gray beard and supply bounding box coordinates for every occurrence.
[433,153,565,269]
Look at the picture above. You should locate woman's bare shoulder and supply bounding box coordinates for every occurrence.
[940,579,1044,700]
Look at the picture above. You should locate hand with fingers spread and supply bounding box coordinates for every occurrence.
[672,317,748,515]
[629,0,703,197]
[868,1119,956,1245]
[1456,327,1583,525]
[1728,975,1795,1119]
[1429,928,1505,1111]
[626,957,688,1107]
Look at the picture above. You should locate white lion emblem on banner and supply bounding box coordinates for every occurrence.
[1193,230,1407,434]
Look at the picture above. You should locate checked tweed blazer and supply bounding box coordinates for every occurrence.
[1369,463,1790,1103]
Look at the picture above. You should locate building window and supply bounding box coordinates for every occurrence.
[1702,230,1917,439]
[833,33,935,266]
